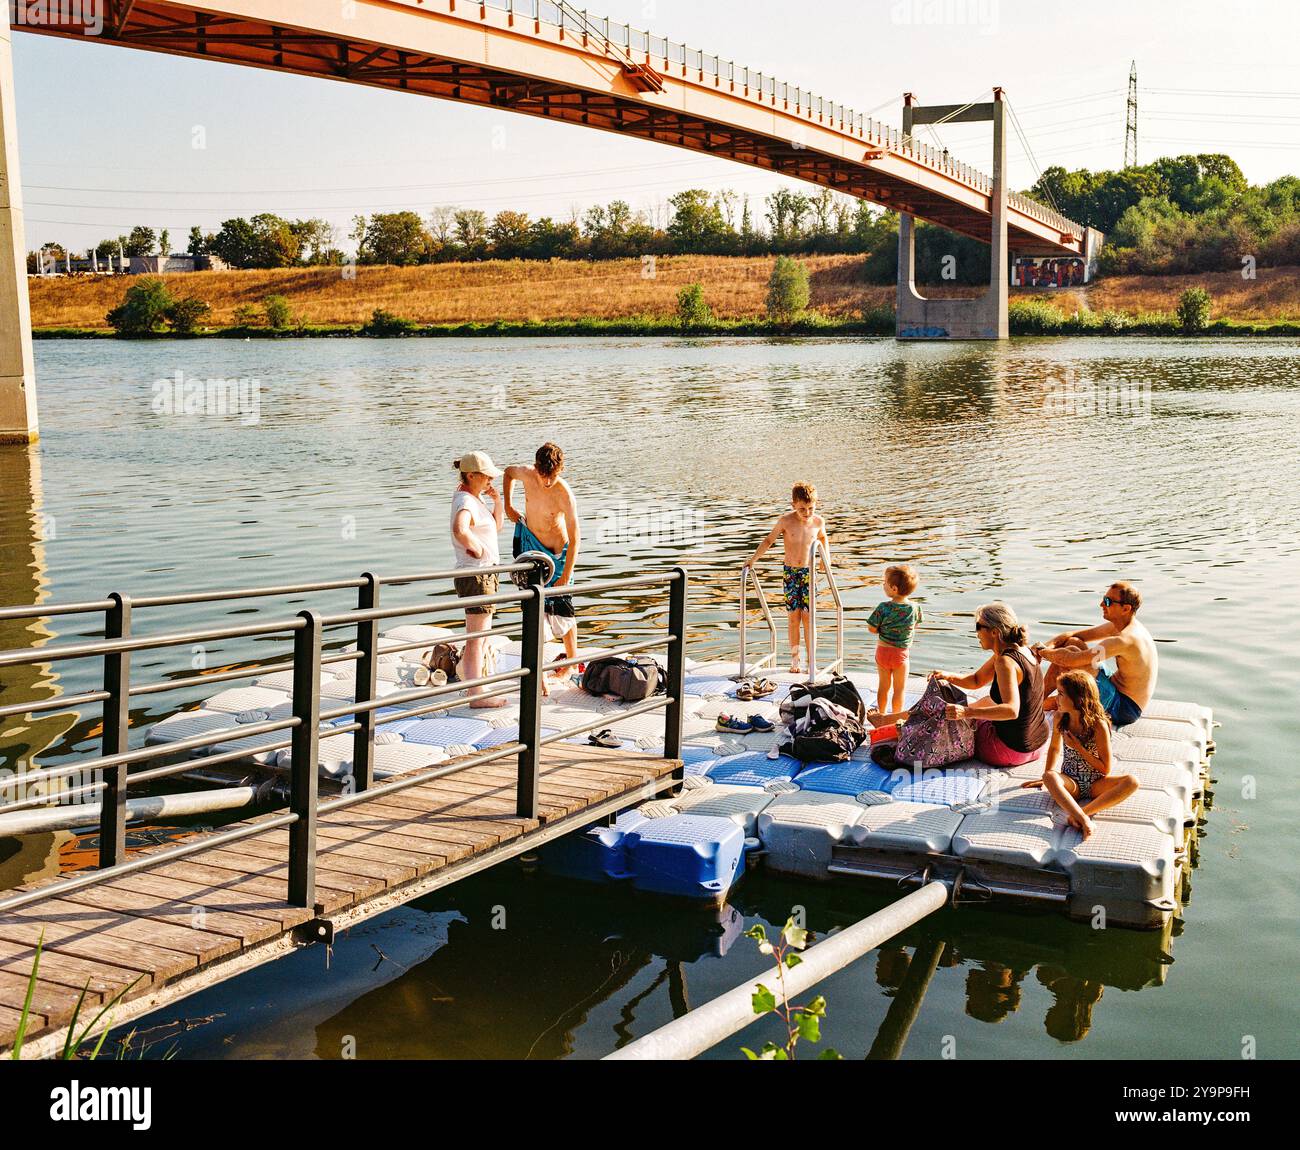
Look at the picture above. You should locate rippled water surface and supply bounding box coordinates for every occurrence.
[2,335,1298,1059]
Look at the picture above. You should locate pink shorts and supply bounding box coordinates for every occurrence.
[974,720,1044,768]
[875,644,909,671]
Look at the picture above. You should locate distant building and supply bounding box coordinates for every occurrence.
[35,252,231,276]
[123,254,229,274]
[128,255,197,274]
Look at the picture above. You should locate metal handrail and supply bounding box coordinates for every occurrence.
[806,538,844,682]
[0,558,689,914]
[737,564,778,680]
[468,3,1077,231]
[0,560,539,624]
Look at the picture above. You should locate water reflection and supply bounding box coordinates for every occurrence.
[0,445,77,886]
[284,868,1181,1059]
[115,859,1186,1061]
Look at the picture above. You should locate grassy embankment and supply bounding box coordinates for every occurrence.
[27,255,1300,337]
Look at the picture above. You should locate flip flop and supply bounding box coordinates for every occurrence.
[715,714,754,734]
[588,729,623,749]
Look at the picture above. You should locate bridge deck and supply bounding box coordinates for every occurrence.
[0,743,679,1056]
[13,0,1087,254]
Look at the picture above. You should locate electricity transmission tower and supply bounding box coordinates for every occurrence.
[1124,61,1138,168]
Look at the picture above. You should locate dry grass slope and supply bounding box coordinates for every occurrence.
[26,256,1300,330]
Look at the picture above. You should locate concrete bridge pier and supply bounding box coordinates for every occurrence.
[897,89,1009,341]
[0,4,37,445]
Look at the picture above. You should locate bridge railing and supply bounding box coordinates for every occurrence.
[474,1,1072,231]
[0,560,687,914]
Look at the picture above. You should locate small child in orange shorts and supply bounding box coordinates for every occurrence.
[867,565,922,715]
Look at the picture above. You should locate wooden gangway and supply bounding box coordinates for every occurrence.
[0,743,678,1057]
[0,557,688,1057]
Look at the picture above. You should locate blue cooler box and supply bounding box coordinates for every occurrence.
[624,814,746,901]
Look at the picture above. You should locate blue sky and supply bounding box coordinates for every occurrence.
[11,0,1300,253]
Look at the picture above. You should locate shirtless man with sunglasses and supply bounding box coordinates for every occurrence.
[1033,581,1157,728]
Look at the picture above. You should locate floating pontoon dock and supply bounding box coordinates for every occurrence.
[0,555,1217,1056]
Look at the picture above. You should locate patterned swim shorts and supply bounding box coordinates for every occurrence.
[783,564,811,613]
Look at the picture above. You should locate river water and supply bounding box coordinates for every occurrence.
[1,335,1297,1059]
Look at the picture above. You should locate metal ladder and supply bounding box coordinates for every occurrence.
[738,539,844,681]
[807,537,845,681]
[737,563,778,679]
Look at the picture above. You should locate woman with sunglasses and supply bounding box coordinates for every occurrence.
[931,601,1049,768]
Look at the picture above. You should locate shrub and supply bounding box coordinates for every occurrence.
[231,303,261,327]
[263,294,293,330]
[1008,298,1066,335]
[361,307,416,336]
[765,255,811,323]
[105,278,174,334]
[166,297,210,334]
[675,282,712,328]
[1177,286,1212,333]
[859,304,896,334]
[1099,309,1130,334]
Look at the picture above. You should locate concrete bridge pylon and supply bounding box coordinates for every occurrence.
[0,3,37,445]
[897,89,1009,341]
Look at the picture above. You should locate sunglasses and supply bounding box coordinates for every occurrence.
[974,622,988,633]
[1101,596,1128,607]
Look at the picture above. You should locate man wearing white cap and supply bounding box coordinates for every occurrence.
[450,450,507,708]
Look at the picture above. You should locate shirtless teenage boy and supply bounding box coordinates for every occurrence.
[748,482,831,675]
[1033,580,1158,728]
[502,444,582,688]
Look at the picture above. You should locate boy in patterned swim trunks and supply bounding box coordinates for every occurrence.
[748,482,831,674]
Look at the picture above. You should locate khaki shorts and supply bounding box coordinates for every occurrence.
[454,571,499,615]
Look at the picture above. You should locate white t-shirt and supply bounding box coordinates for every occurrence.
[450,489,500,569]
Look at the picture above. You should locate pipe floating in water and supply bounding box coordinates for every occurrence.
[605,881,949,1060]
[0,785,268,838]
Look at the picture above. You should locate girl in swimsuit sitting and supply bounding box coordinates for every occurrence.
[1025,670,1138,839]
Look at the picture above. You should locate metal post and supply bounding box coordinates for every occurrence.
[97,593,131,867]
[516,564,546,820]
[738,565,749,680]
[351,571,379,792]
[807,540,820,683]
[664,567,687,776]
[288,610,322,909]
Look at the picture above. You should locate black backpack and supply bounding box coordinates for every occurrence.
[784,699,867,763]
[581,655,666,702]
[784,675,866,722]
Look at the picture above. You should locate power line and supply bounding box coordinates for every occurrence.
[21,157,728,198]
[1019,90,1124,112]
[1141,86,1300,100]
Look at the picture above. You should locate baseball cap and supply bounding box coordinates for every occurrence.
[453,450,500,478]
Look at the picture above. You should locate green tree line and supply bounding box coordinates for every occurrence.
[31,153,1300,280]
[1030,153,1300,274]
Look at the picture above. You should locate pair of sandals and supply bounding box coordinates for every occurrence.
[734,677,776,701]
[411,663,449,689]
[715,713,776,734]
